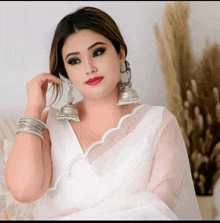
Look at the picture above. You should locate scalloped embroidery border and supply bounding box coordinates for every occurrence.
[85,104,149,155]
[46,104,150,194]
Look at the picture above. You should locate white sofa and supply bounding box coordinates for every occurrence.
[0,109,219,220]
[0,109,33,220]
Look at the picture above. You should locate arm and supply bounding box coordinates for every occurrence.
[146,109,185,210]
[4,107,52,203]
[147,116,202,221]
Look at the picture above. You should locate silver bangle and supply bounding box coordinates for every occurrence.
[16,130,43,140]
[19,117,47,130]
[18,123,45,132]
[16,116,47,140]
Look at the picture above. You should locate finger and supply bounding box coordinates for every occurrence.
[38,73,61,82]
[47,78,62,84]
[45,74,62,84]
[41,82,48,92]
[40,76,62,85]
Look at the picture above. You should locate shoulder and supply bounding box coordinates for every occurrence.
[146,104,175,121]
[152,105,177,122]
[147,105,180,134]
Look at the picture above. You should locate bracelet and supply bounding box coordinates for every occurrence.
[16,116,47,140]
[19,117,47,129]
[16,129,44,140]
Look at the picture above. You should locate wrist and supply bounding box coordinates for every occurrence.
[24,105,43,120]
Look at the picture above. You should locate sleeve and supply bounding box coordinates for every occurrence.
[146,107,202,220]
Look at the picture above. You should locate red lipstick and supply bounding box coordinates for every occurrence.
[86,77,104,86]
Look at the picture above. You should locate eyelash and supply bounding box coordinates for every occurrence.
[67,48,106,65]
[93,47,106,57]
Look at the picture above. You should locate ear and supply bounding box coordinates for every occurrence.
[118,45,126,64]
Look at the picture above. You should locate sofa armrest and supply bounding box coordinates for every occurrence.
[0,117,20,142]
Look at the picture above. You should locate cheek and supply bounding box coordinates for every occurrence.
[102,57,120,76]
[64,65,81,82]
[110,63,121,81]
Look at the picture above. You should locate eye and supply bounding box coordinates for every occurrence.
[67,58,80,65]
[93,48,106,57]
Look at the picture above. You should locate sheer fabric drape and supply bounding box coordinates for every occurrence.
[0,104,202,220]
[31,105,201,220]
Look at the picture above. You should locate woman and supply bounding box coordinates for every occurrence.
[3,6,201,220]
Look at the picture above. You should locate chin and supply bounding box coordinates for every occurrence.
[84,87,118,100]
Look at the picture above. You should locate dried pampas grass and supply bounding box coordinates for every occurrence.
[154,1,220,195]
[199,40,220,118]
[154,1,195,127]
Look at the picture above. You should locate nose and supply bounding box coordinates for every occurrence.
[85,60,97,75]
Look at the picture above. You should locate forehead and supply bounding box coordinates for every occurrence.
[62,29,110,54]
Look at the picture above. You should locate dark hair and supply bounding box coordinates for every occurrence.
[47,6,128,107]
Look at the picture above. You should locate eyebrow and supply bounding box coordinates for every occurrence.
[65,41,107,60]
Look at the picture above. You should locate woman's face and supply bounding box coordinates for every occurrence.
[62,29,125,100]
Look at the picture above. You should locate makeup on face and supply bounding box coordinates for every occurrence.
[62,30,123,99]
[65,41,107,61]
[66,47,106,66]
[86,76,104,85]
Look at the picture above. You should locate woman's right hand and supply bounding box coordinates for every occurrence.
[26,73,62,114]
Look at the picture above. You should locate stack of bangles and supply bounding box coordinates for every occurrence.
[15,116,47,140]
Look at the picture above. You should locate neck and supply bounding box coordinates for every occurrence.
[80,87,123,121]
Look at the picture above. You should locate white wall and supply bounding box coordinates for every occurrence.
[1,1,220,114]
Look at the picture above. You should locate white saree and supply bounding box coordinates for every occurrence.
[1,104,202,220]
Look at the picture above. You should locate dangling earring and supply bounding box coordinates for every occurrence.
[117,60,141,106]
[56,74,80,122]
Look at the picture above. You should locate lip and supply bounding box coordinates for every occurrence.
[86,77,104,85]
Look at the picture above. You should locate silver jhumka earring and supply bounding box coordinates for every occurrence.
[56,74,80,122]
[117,60,141,105]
